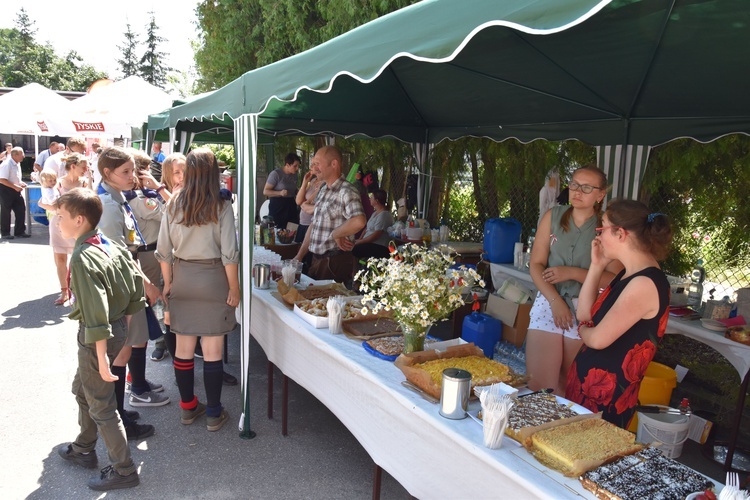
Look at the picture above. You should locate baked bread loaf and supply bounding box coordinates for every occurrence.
[581,447,713,499]
[526,418,643,477]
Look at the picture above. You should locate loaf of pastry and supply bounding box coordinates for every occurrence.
[526,418,643,477]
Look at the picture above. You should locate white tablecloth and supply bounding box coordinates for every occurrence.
[665,317,750,380]
[249,284,592,499]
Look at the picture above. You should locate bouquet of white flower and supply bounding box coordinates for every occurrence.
[354,243,484,352]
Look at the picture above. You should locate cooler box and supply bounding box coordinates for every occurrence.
[27,186,49,226]
[483,218,521,264]
[461,312,501,358]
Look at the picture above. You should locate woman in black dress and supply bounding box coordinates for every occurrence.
[565,199,673,428]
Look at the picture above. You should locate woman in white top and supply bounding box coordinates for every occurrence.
[38,153,93,305]
[156,148,240,432]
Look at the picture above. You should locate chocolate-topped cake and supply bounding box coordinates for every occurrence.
[581,447,713,500]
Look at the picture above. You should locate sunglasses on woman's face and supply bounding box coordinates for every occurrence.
[569,181,602,194]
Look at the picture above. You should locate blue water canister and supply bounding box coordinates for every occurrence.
[483,218,522,263]
[461,312,502,358]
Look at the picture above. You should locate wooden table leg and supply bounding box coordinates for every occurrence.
[267,361,274,419]
[282,374,289,436]
[372,464,382,500]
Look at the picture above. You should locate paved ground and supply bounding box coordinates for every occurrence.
[0,220,729,499]
[0,222,410,500]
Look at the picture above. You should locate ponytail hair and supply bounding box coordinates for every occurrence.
[605,199,673,260]
[560,164,608,232]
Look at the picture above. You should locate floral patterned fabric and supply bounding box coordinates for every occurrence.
[565,267,670,428]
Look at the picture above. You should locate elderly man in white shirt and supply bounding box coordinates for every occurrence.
[0,146,30,239]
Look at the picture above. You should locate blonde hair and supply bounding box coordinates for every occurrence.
[39,168,57,187]
[62,152,87,172]
[66,136,87,151]
[162,153,186,191]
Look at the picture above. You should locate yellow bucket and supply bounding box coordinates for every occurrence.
[627,362,678,432]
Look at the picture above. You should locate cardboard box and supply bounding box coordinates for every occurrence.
[485,293,533,347]
[687,414,713,444]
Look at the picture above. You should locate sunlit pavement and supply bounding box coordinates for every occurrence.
[0,222,410,500]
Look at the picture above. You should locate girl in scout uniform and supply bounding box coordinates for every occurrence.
[97,147,169,437]
[156,148,239,432]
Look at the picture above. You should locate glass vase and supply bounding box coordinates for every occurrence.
[401,323,429,354]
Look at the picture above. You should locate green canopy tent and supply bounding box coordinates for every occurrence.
[151,0,750,451]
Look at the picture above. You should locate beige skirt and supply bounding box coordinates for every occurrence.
[168,258,237,337]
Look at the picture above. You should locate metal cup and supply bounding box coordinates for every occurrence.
[439,368,472,419]
[253,263,270,289]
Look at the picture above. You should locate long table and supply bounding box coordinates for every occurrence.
[250,285,609,499]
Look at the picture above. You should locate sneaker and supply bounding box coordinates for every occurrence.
[129,390,170,407]
[150,347,167,361]
[181,402,206,425]
[125,372,132,394]
[124,409,140,421]
[222,371,238,386]
[58,444,98,469]
[194,343,204,358]
[1,235,14,240]
[126,379,164,394]
[206,409,229,432]
[88,465,139,491]
[125,422,155,441]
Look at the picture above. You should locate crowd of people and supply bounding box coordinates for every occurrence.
[0,139,676,490]
[0,139,240,491]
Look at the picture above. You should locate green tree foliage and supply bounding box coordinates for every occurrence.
[139,12,171,89]
[641,136,750,286]
[118,24,140,77]
[194,0,418,91]
[0,9,107,90]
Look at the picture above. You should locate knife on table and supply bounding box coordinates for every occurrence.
[401,381,439,404]
[634,405,691,416]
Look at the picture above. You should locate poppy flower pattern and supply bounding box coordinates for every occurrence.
[566,267,670,428]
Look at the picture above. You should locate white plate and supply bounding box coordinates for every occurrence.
[700,318,726,332]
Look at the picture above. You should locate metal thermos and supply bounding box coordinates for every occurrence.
[439,368,472,419]
[253,263,270,289]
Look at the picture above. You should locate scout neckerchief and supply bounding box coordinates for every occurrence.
[98,183,144,245]
[66,233,113,307]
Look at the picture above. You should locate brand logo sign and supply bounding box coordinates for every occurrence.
[72,121,106,132]
[37,121,49,132]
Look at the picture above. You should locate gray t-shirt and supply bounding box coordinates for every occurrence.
[362,210,394,247]
[266,168,298,197]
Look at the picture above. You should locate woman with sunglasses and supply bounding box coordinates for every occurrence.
[565,200,672,427]
[526,165,622,395]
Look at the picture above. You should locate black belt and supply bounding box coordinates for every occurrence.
[137,242,157,252]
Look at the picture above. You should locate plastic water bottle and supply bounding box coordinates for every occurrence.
[524,229,536,268]
[687,259,705,309]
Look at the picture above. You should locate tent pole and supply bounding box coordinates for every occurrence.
[235,113,257,440]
